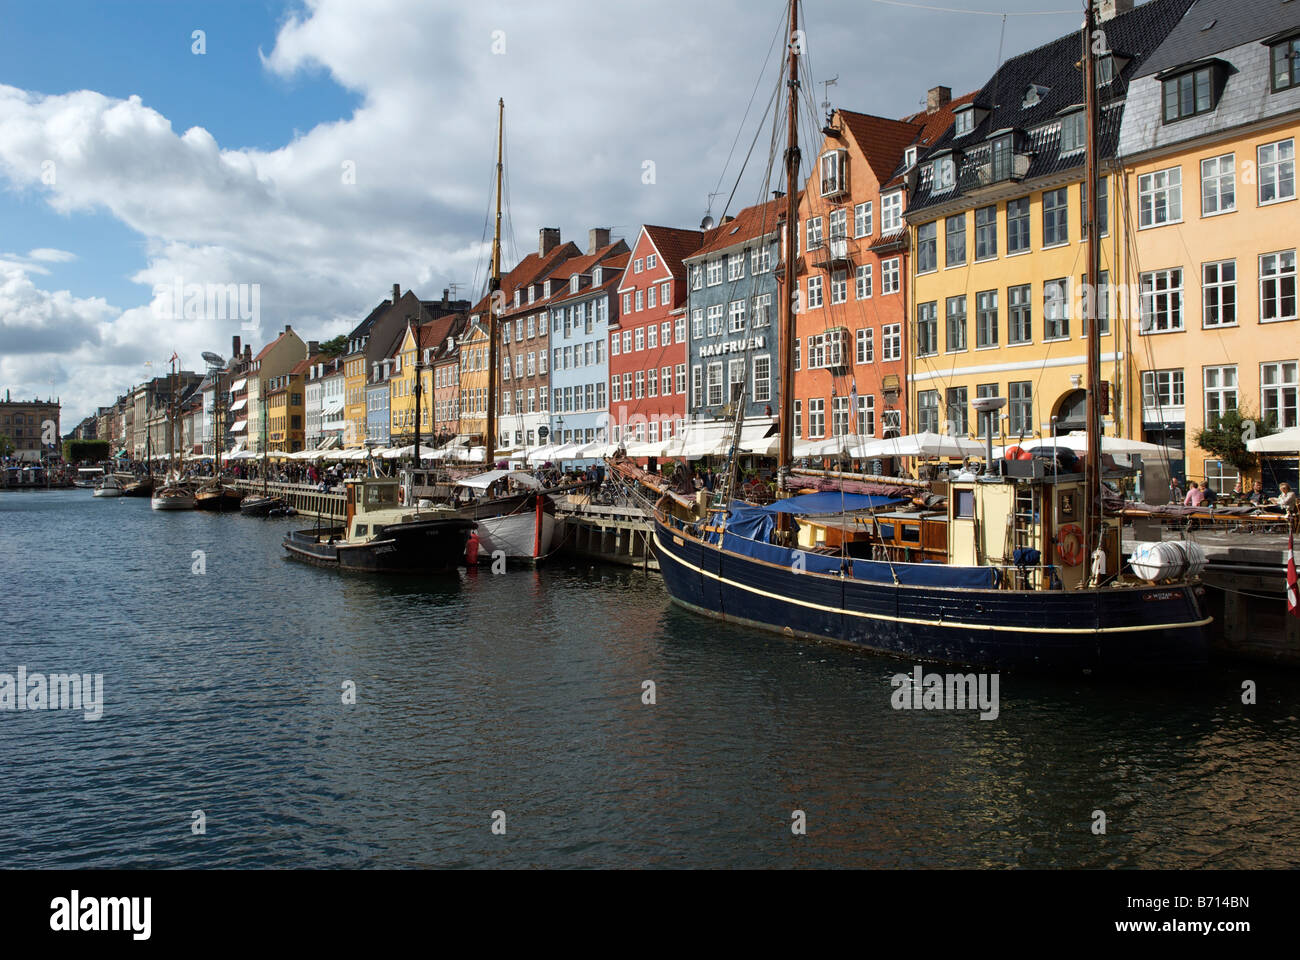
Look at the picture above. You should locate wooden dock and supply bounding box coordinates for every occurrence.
[230,479,345,521]
[555,502,658,571]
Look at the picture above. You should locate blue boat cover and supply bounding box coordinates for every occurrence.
[744,492,907,515]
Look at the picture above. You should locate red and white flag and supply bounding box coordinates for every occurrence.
[1287,531,1299,619]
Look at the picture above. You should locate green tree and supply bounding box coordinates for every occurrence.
[1195,406,1275,475]
[317,335,348,358]
[0,434,13,458]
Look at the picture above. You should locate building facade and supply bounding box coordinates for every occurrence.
[0,395,61,461]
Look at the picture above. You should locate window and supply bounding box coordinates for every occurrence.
[1140,269,1184,332]
[707,304,724,336]
[751,244,773,273]
[916,301,938,357]
[753,356,771,403]
[1202,261,1236,327]
[676,364,686,394]
[855,264,872,299]
[1201,154,1235,216]
[611,332,621,356]
[918,390,940,433]
[808,398,826,438]
[661,281,670,304]
[830,270,848,305]
[881,191,903,232]
[857,394,876,437]
[634,328,644,352]
[917,222,937,273]
[1009,284,1033,344]
[1272,36,1300,92]
[808,275,824,309]
[752,294,772,327]
[793,399,802,439]
[691,308,703,339]
[1261,360,1298,428]
[1142,369,1185,415]
[854,201,873,237]
[1162,66,1215,122]
[1009,381,1032,435]
[794,338,801,371]
[1205,459,1239,496]
[976,290,998,348]
[806,216,824,251]
[1044,279,1069,340]
[1080,176,1109,238]
[647,367,658,397]
[675,317,685,342]
[706,363,723,406]
[1138,167,1182,227]
[990,134,1015,183]
[856,328,874,364]
[635,289,644,312]
[706,259,723,286]
[954,108,974,137]
[975,205,997,260]
[647,324,657,349]
[622,331,632,353]
[635,371,644,398]
[1259,139,1296,204]
[832,396,850,436]
[882,259,900,295]
[611,376,621,402]
[1042,187,1069,246]
[820,149,847,197]
[946,296,967,352]
[728,253,744,281]
[1204,365,1237,428]
[647,254,657,269]
[647,285,657,309]
[882,323,901,361]
[1097,54,1115,86]
[1007,197,1030,253]
[829,208,847,241]
[1059,111,1085,154]
[729,299,747,332]
[691,265,703,290]
[945,214,966,266]
[933,156,955,192]
[692,365,702,406]
[1260,250,1297,322]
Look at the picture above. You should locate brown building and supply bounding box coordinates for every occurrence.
[1,392,61,461]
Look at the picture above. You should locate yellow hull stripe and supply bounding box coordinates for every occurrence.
[652,531,1212,637]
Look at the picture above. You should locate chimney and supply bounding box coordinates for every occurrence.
[232,335,241,359]
[442,288,449,304]
[392,283,401,304]
[927,86,952,114]
[1094,0,1132,21]
[539,228,561,256]
[307,340,319,356]
[284,324,292,335]
[244,345,251,361]
[588,227,611,254]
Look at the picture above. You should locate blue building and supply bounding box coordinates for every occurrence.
[683,197,785,436]
[547,239,629,463]
[366,358,393,447]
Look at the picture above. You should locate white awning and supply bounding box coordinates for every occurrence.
[316,435,339,450]
[1246,425,1300,454]
[230,420,247,432]
[229,398,247,412]
[321,398,344,416]
[457,469,542,491]
[229,378,247,393]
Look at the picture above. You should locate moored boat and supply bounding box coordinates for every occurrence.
[194,481,243,511]
[151,483,197,510]
[122,477,154,498]
[240,494,287,517]
[91,475,125,498]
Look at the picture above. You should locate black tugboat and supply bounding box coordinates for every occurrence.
[283,474,473,573]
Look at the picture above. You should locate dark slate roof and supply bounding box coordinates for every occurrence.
[908,0,1195,214]
[1138,0,1300,77]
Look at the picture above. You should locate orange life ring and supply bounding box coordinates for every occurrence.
[1055,523,1085,566]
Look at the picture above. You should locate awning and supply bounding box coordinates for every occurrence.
[321,398,344,416]
[229,398,247,413]
[1246,425,1300,454]
[316,435,339,450]
[457,469,543,491]
[229,378,247,393]
[230,420,247,433]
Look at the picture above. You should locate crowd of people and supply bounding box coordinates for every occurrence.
[1169,476,1295,513]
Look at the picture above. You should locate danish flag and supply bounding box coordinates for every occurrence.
[1288,531,1299,619]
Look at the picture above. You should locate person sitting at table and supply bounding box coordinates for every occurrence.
[1248,479,1268,505]
[1201,481,1217,507]
[1183,483,1207,507]
[1273,482,1296,511]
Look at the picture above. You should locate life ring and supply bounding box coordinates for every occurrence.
[1055,524,1085,566]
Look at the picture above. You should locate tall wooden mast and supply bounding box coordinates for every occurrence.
[486,97,504,467]
[1083,0,1103,572]
[777,0,801,481]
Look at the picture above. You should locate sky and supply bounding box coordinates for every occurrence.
[0,0,1097,426]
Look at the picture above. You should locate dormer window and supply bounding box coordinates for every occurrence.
[1097,54,1116,86]
[954,108,974,137]
[592,266,602,285]
[570,274,579,293]
[1270,33,1300,92]
[1059,110,1086,154]
[513,290,521,308]
[1160,61,1227,123]
[819,148,848,197]
[904,146,917,170]
[1022,84,1049,108]
[932,155,956,192]
[528,286,536,304]
[543,280,552,297]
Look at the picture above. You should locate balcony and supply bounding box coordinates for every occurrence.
[810,234,856,270]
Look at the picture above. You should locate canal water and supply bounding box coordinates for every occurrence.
[2,489,1298,868]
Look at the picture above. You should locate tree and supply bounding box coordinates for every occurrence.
[0,434,13,458]
[317,335,348,358]
[62,439,111,463]
[1194,406,1275,475]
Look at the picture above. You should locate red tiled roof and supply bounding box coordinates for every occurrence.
[470,241,582,317]
[416,311,466,352]
[689,195,794,260]
[543,241,628,282]
[838,110,924,186]
[883,90,980,188]
[642,224,705,278]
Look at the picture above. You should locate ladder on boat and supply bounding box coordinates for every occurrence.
[710,386,748,515]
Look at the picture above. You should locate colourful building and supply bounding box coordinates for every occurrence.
[1117,0,1300,492]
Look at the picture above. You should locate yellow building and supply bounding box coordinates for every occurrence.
[456,318,491,443]
[1116,4,1300,492]
[905,0,1188,453]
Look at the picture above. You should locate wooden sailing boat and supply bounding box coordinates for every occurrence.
[151,356,197,510]
[195,372,242,512]
[633,0,1210,672]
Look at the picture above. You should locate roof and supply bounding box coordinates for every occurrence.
[641,224,706,278]
[416,311,467,355]
[688,196,791,260]
[470,241,583,317]
[838,110,923,186]
[907,0,1195,214]
[1138,0,1300,77]
[254,328,300,361]
[544,240,628,282]
[346,300,389,342]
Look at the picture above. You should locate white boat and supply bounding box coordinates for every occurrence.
[92,475,125,498]
[74,467,105,489]
[151,484,197,510]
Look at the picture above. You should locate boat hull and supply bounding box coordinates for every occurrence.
[475,508,556,562]
[151,492,196,510]
[195,487,243,511]
[652,516,1210,673]
[283,518,475,573]
[240,496,286,517]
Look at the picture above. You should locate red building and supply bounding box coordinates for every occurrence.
[609,225,704,447]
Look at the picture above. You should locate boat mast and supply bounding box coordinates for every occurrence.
[412,314,422,467]
[1083,0,1103,570]
[485,97,504,468]
[777,0,801,485]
